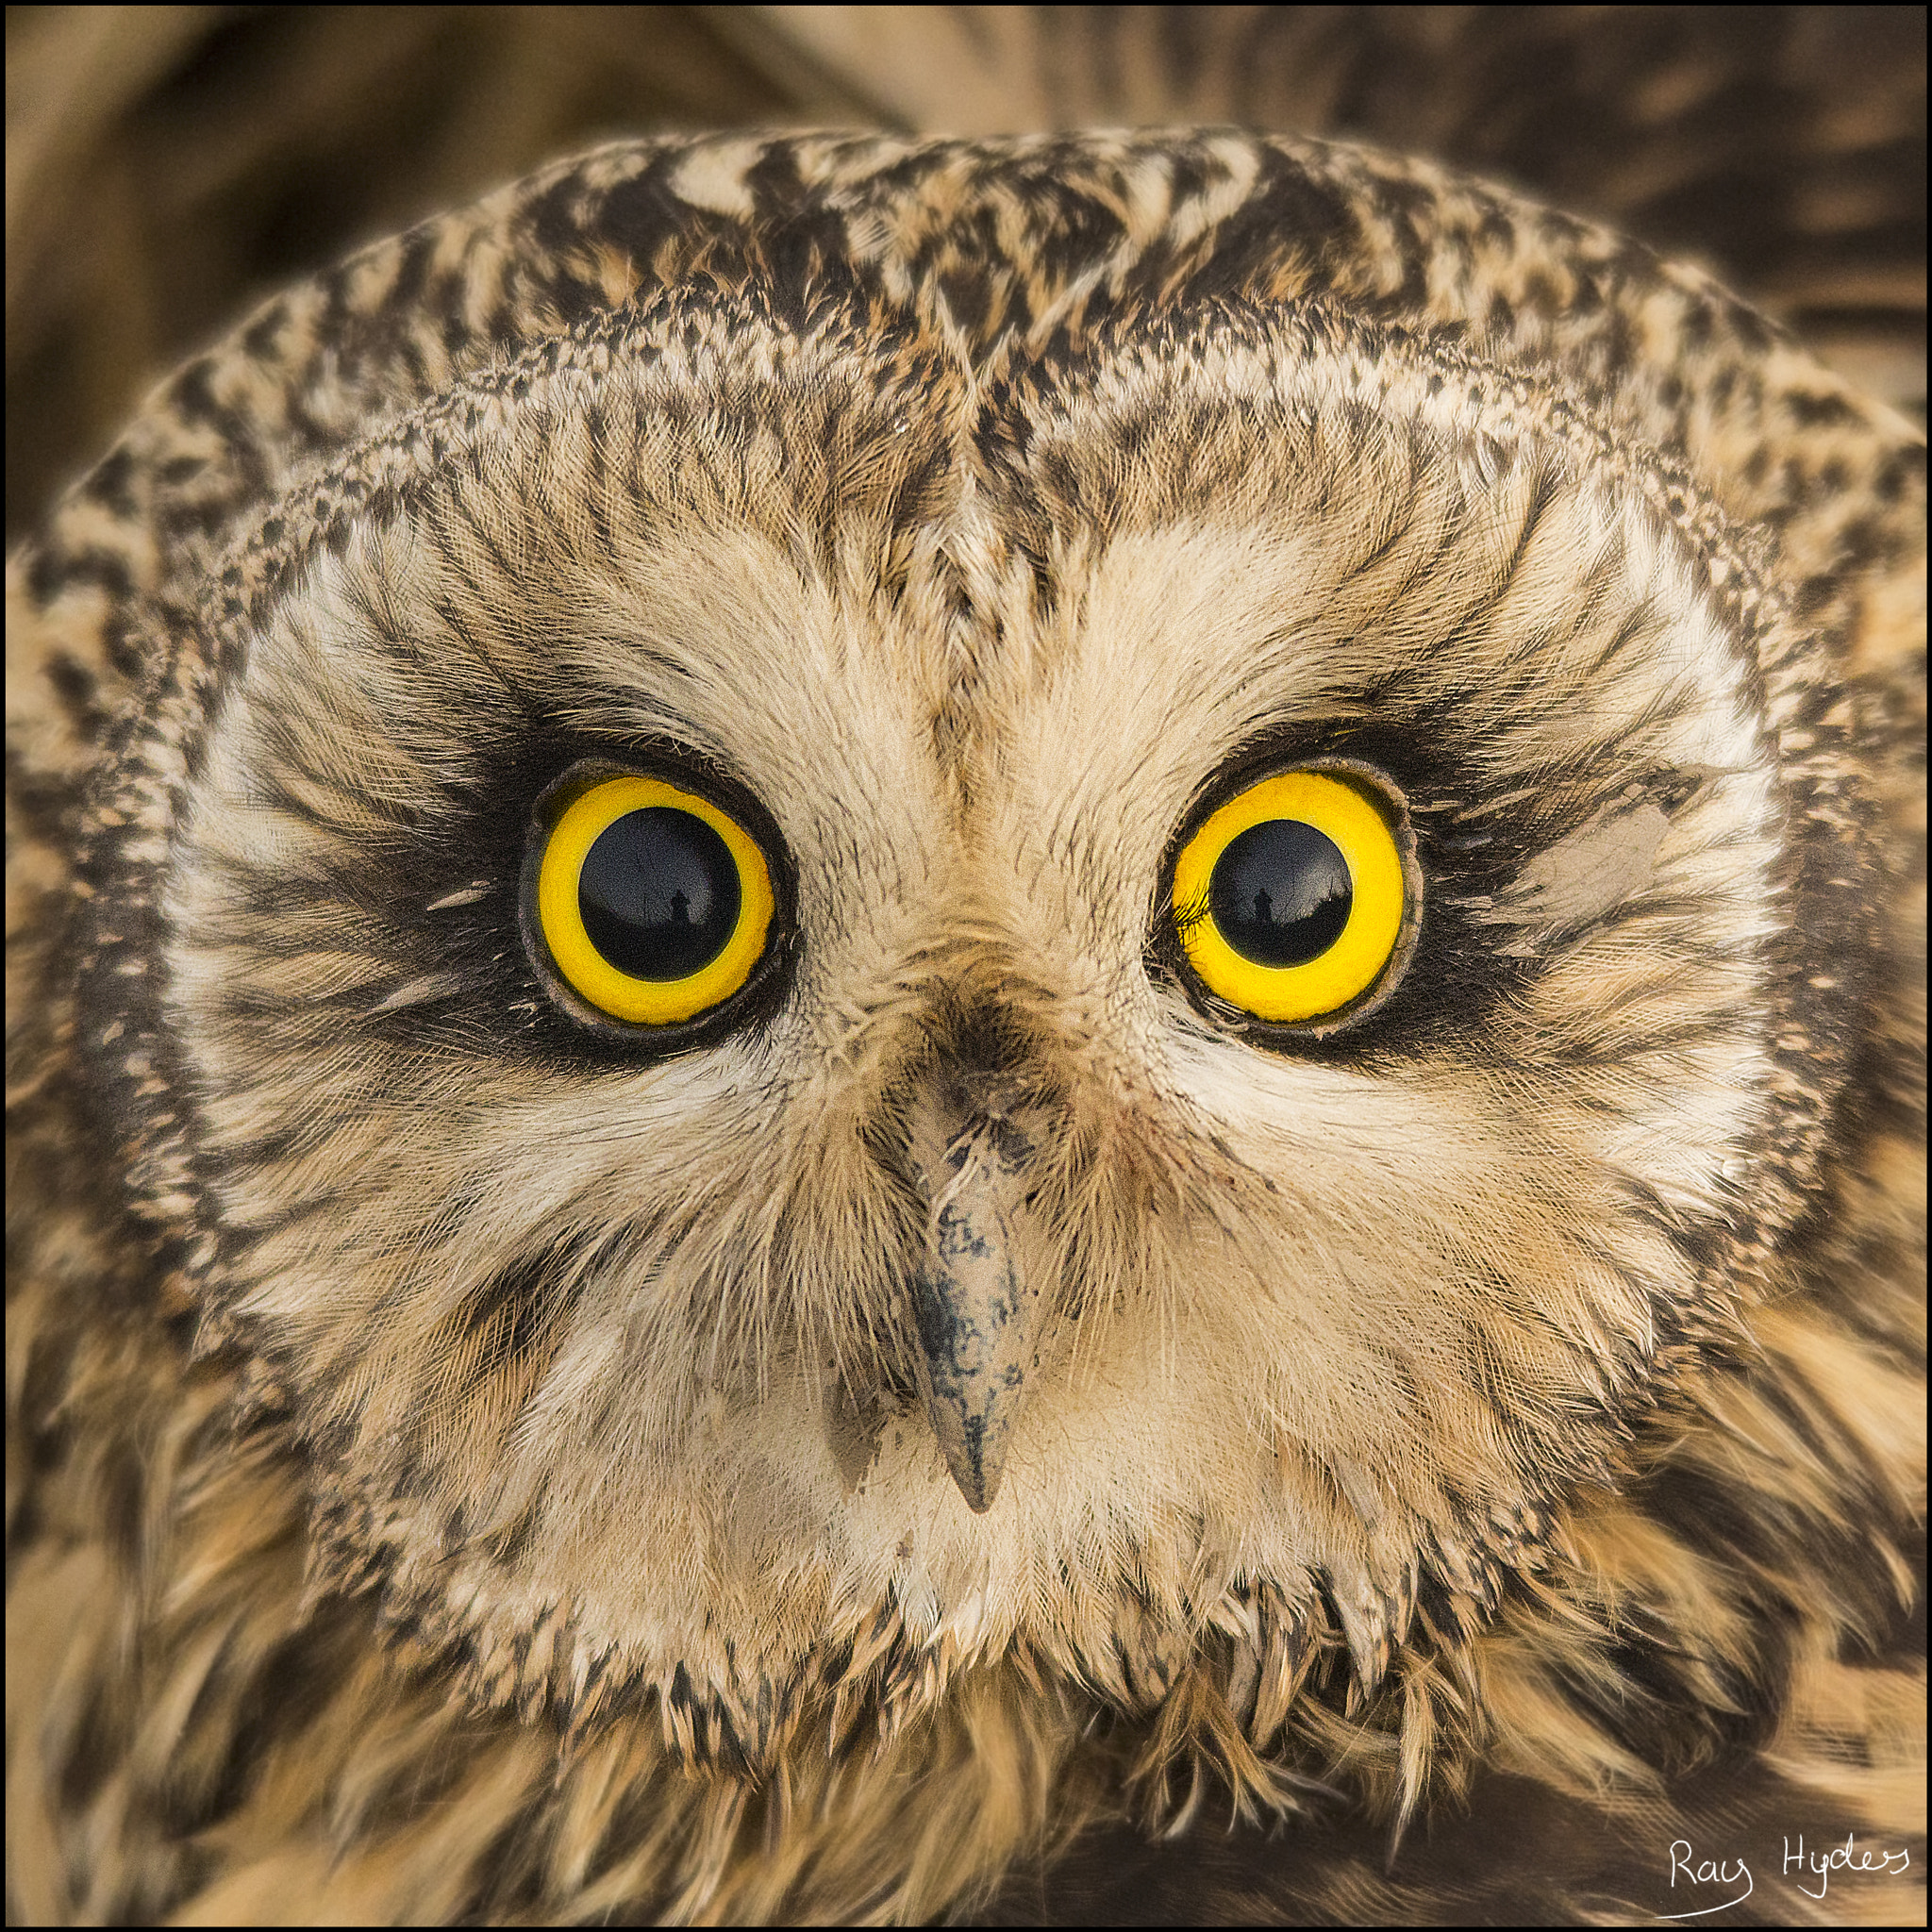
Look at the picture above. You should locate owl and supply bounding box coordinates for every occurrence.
[6,130,1924,1924]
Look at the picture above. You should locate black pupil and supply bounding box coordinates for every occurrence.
[578,808,741,981]
[1208,818,1353,967]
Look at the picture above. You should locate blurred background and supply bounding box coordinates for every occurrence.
[8,5,1925,541]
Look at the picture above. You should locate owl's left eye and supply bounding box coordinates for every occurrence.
[1169,766,1414,1028]
[529,772,776,1027]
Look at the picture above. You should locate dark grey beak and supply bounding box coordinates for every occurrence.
[904,1079,1045,1512]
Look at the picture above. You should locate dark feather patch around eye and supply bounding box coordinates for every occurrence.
[1152,719,1723,1064]
[238,719,798,1070]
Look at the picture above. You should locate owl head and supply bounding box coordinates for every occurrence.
[40,134,1921,1796]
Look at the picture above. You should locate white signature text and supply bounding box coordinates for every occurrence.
[1659,1832,1912,1918]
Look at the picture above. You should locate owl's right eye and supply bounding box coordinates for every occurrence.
[530,772,776,1027]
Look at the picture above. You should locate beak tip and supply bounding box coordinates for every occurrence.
[941,1435,1005,1513]
[959,1475,999,1515]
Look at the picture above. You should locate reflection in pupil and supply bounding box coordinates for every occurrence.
[578,808,740,981]
[1209,818,1353,968]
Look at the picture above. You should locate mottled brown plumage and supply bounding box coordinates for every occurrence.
[7,128,1924,1924]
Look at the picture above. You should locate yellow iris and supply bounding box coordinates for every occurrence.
[536,774,774,1026]
[1172,769,1407,1024]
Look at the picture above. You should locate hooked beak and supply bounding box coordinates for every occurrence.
[903,1078,1046,1512]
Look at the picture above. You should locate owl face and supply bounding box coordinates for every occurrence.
[95,257,1813,1765]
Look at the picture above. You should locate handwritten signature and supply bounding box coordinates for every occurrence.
[1659,1833,1912,1918]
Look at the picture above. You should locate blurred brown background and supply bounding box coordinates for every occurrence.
[8,5,1925,543]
